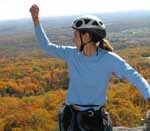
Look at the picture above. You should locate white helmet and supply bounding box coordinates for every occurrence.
[72,15,106,38]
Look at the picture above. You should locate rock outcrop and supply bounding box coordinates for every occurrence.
[113,126,146,131]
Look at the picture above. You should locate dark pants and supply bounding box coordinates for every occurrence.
[58,105,112,131]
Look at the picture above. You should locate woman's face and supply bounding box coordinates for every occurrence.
[73,30,91,50]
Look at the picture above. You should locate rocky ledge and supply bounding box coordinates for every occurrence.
[113,126,147,131]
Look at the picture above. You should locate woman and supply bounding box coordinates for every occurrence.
[30,4,150,131]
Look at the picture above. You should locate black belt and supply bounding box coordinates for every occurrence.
[70,105,101,113]
[74,104,101,107]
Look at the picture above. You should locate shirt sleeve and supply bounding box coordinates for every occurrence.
[111,53,150,100]
[34,23,75,61]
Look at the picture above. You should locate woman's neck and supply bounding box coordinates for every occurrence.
[83,43,97,56]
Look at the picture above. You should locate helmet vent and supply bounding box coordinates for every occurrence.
[92,21,99,26]
[99,21,103,25]
[84,19,90,24]
[76,20,83,27]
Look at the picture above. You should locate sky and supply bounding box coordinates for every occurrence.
[0,0,150,21]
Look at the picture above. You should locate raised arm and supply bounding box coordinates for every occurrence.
[29,4,74,61]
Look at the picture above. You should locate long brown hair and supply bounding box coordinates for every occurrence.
[80,30,113,52]
[100,39,113,52]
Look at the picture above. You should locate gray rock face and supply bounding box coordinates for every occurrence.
[113,126,146,131]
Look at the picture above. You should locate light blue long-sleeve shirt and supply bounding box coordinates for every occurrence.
[34,24,150,110]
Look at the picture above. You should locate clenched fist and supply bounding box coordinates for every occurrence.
[29,4,40,26]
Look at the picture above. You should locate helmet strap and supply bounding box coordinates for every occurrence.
[79,33,84,52]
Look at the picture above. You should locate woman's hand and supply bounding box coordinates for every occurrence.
[29,4,40,26]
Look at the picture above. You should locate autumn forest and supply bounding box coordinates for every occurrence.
[0,11,150,130]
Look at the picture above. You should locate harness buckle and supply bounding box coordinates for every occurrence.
[87,110,94,117]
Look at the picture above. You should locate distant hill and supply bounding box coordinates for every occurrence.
[0,10,150,34]
[0,10,150,57]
